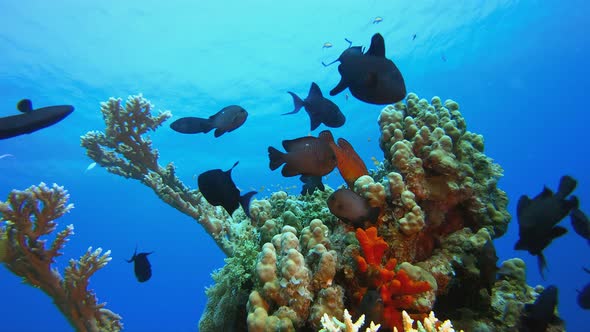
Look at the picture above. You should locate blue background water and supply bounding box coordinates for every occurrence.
[0,0,588,331]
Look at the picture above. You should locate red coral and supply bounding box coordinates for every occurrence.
[355,227,432,331]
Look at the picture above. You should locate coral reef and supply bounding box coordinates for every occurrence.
[78,93,564,331]
[0,183,121,332]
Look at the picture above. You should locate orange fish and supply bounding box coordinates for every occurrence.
[320,131,368,187]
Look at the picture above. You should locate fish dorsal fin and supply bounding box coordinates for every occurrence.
[227,161,239,174]
[309,82,323,98]
[17,99,33,113]
[540,186,554,198]
[318,130,334,144]
[126,245,138,263]
[366,33,386,57]
[516,195,531,218]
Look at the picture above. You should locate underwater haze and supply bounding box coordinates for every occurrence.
[1,0,589,331]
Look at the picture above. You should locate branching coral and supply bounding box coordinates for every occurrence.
[80,94,241,256]
[0,183,121,332]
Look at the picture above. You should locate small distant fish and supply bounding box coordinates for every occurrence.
[126,247,153,282]
[327,188,380,227]
[268,131,337,177]
[519,285,561,332]
[84,162,97,173]
[323,33,406,105]
[412,34,417,41]
[441,53,447,62]
[170,105,247,137]
[0,99,74,139]
[372,16,383,24]
[0,154,14,160]
[371,156,379,166]
[320,131,368,187]
[300,175,325,196]
[570,209,590,244]
[284,82,345,131]
[514,175,578,279]
[577,268,590,310]
[323,42,333,49]
[198,161,257,218]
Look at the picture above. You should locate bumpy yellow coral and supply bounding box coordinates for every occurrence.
[354,175,386,208]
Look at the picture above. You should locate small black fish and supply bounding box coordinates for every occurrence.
[412,34,417,41]
[299,175,325,195]
[198,161,257,218]
[514,175,578,279]
[284,82,345,131]
[323,33,406,105]
[570,208,590,244]
[126,248,153,282]
[441,53,447,62]
[327,188,380,227]
[0,99,74,139]
[268,131,337,177]
[577,268,590,310]
[170,105,247,137]
[519,285,561,332]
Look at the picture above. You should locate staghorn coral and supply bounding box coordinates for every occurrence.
[0,183,121,332]
[81,94,242,256]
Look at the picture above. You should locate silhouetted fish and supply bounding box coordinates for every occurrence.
[358,289,384,328]
[412,34,417,41]
[284,82,345,131]
[170,105,247,137]
[327,188,380,227]
[323,33,406,105]
[0,99,74,139]
[126,248,153,282]
[299,175,325,195]
[268,131,337,177]
[519,285,561,332]
[514,175,578,279]
[570,208,590,244]
[198,161,256,218]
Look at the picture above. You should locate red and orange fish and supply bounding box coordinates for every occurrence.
[319,131,368,187]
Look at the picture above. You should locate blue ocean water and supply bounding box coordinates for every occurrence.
[0,0,588,331]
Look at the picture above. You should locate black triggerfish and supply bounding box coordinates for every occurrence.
[0,99,74,139]
[323,33,406,105]
[198,161,257,218]
[284,82,345,131]
[126,248,153,283]
[514,175,578,279]
[170,105,247,137]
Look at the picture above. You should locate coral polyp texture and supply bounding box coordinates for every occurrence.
[0,183,121,332]
[77,93,565,331]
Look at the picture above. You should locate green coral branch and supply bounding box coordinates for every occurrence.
[80,94,236,256]
[0,183,122,332]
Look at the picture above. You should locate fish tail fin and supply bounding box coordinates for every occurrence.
[283,92,304,115]
[556,175,577,198]
[538,253,548,280]
[240,191,257,219]
[565,195,579,211]
[268,147,286,170]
